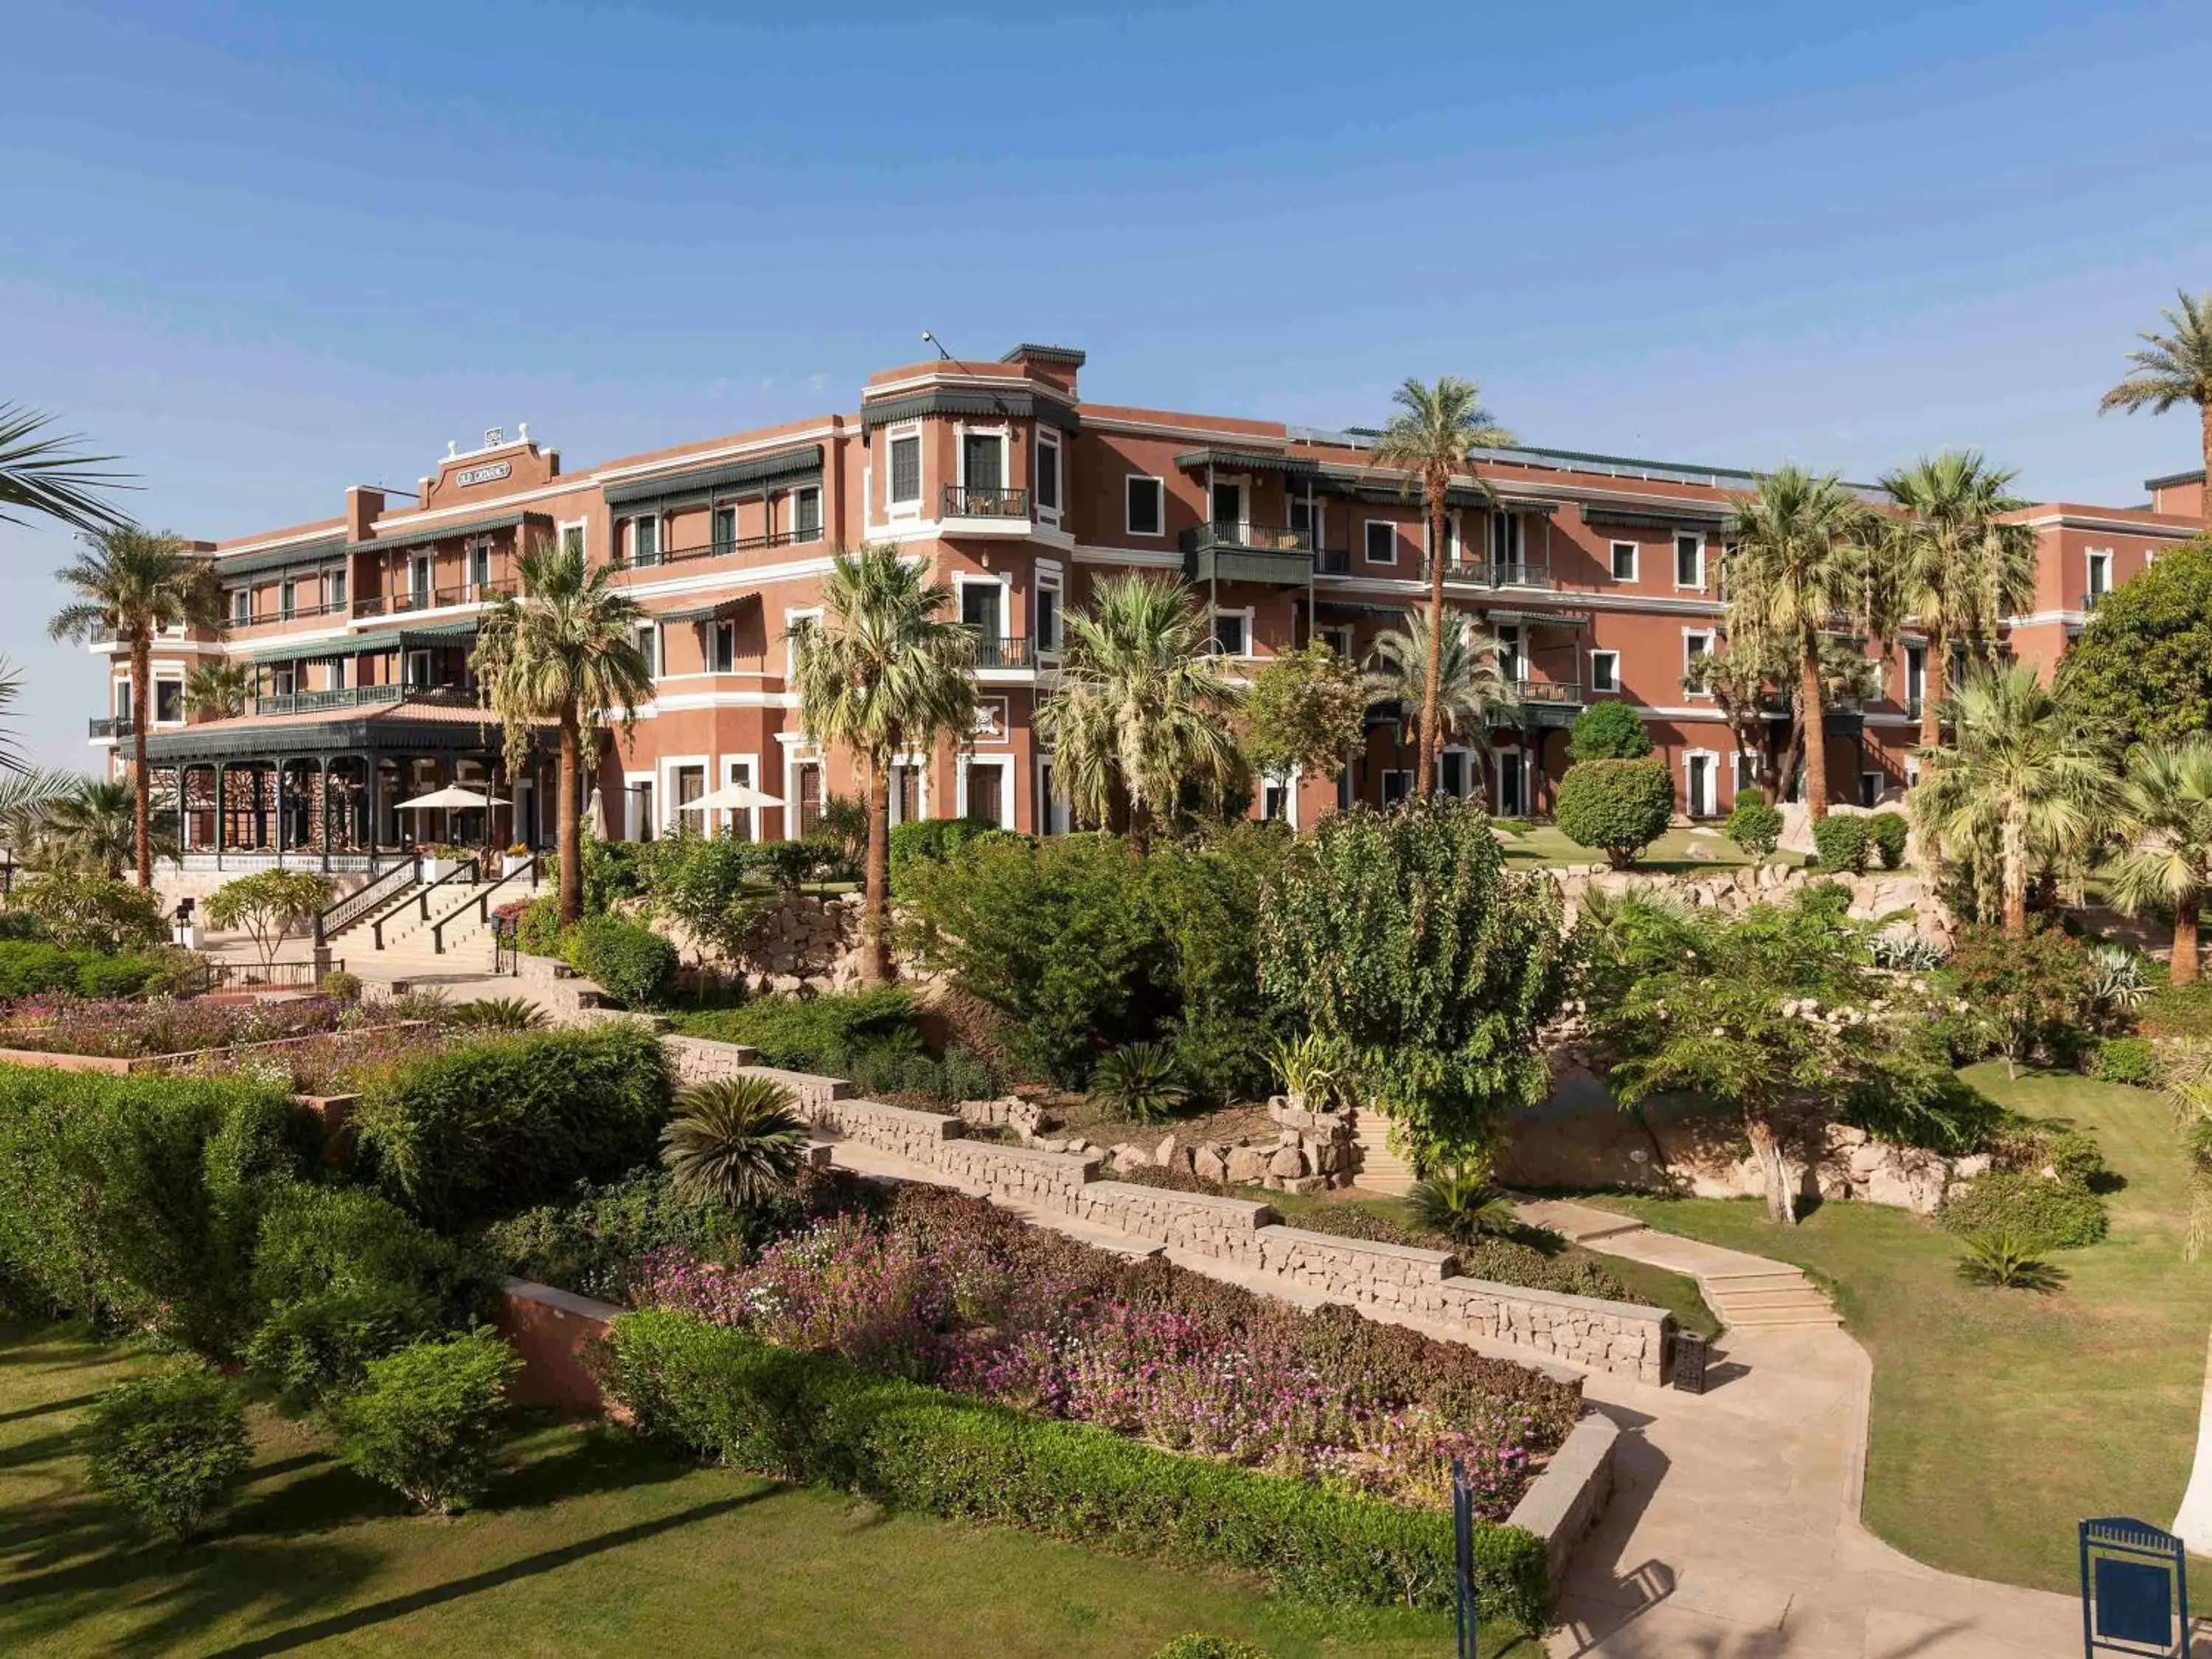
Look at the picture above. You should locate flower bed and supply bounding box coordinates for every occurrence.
[175,1022,448,1095]
[631,1183,1578,1520]
[0,995,352,1060]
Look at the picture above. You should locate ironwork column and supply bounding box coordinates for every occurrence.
[213,763,226,870]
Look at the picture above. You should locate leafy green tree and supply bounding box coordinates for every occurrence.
[2108,736,2212,985]
[1726,468,1875,824]
[1556,758,1674,869]
[787,545,976,984]
[330,1332,520,1514]
[473,537,651,927]
[1241,640,1367,799]
[642,831,773,964]
[1038,573,1244,847]
[205,869,333,970]
[1726,798,1784,859]
[1685,635,1787,804]
[48,527,224,885]
[1567,700,1652,762]
[2058,538,2212,756]
[2100,289,2212,532]
[1943,923,2092,1078]
[1911,665,2112,935]
[1367,378,1516,799]
[1364,611,1518,789]
[1259,797,1569,1170]
[83,1365,249,1542]
[12,869,167,952]
[660,1076,810,1211]
[0,403,128,531]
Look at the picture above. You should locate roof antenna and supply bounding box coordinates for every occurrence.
[920,330,953,362]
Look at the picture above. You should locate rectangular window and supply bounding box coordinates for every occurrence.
[966,762,1004,828]
[1126,475,1165,537]
[467,542,491,591]
[1686,754,1716,818]
[893,764,921,827]
[279,579,296,621]
[411,553,432,599]
[271,665,295,698]
[1497,625,1524,683]
[155,680,184,724]
[1589,650,1620,694]
[635,624,657,679]
[1036,582,1061,650]
[1905,644,1927,710]
[1262,780,1289,821]
[792,487,822,543]
[1034,436,1060,515]
[327,568,347,610]
[960,582,1002,636]
[796,762,822,835]
[675,765,706,823]
[1322,625,1353,658]
[1380,768,1413,807]
[1439,751,1467,800]
[1675,533,1705,589]
[2087,550,2112,599]
[1610,540,1638,581]
[709,622,736,674]
[726,761,757,841]
[1685,630,1715,686]
[888,434,922,506]
[630,518,660,567]
[1489,512,1520,566]
[561,524,585,559]
[961,432,1004,492]
[712,507,737,557]
[1213,612,1249,656]
[1364,520,1397,565]
[231,588,251,626]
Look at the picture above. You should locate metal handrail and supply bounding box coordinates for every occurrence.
[372,855,479,949]
[942,484,1030,518]
[430,853,539,954]
[353,578,517,619]
[89,716,137,738]
[608,529,817,571]
[1179,520,1317,556]
[314,860,416,945]
[968,634,1034,669]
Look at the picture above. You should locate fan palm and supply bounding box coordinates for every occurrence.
[660,1076,810,1211]
[1037,572,1245,847]
[1726,468,1875,824]
[0,404,131,531]
[1366,378,1516,798]
[2107,737,2212,986]
[473,537,651,926]
[35,777,172,878]
[183,660,251,721]
[1364,610,1518,793]
[1879,452,2036,748]
[2100,290,2212,531]
[47,527,224,884]
[1911,665,2113,935]
[787,545,977,984]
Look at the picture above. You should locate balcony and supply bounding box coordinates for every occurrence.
[609,529,818,573]
[970,635,1036,670]
[1433,558,1554,589]
[232,597,351,630]
[249,683,476,719]
[1180,521,1321,586]
[942,485,1030,520]
[1316,546,1351,576]
[89,716,135,740]
[352,578,518,620]
[1511,678,1585,728]
[2081,590,2106,613]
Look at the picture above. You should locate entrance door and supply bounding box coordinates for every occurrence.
[796,762,822,836]
[1211,481,1243,537]
[1687,753,1715,818]
[965,762,1004,827]
[674,764,706,829]
[1498,752,1526,817]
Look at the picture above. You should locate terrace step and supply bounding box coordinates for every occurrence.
[1701,1265,1839,1329]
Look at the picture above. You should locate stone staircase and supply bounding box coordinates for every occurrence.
[1512,1197,1843,1332]
[330,880,506,976]
[1697,1265,1840,1329]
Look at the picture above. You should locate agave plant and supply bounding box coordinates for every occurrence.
[1867,930,1946,972]
[446,995,549,1032]
[661,1076,810,1211]
[1270,1032,1354,1111]
[2084,942,2151,1014]
[1408,1166,1519,1245]
[1088,1041,1189,1125]
[1955,1231,2065,1292]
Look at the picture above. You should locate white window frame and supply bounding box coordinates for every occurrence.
[1683,629,1716,694]
[326,566,347,611]
[1905,642,1927,709]
[1363,518,1398,566]
[1206,475,1251,538]
[708,619,737,675]
[888,753,931,829]
[557,518,588,560]
[783,606,823,675]
[1261,773,1295,825]
[790,484,824,543]
[1609,540,1639,582]
[466,539,493,593]
[410,552,433,599]
[1035,565,1065,651]
[1125,473,1166,539]
[1037,754,1070,835]
[661,754,712,836]
[152,671,187,728]
[1034,430,1062,524]
[1674,532,1707,592]
[956,755,1016,830]
[954,422,1010,507]
[2086,548,2112,599]
[634,622,659,681]
[1683,748,1720,818]
[722,754,764,841]
[404,648,432,690]
[953,570,1012,644]
[1321,625,1354,658]
[1491,748,1524,816]
[1438,746,1472,801]
[1732,751,1756,796]
[1485,511,1517,568]
[627,515,661,567]
[1289,493,1324,551]
[886,425,923,516]
[623,769,658,843]
[231,588,251,627]
[1210,606,1254,658]
[1588,649,1621,695]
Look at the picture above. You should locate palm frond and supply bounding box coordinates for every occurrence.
[0,404,133,532]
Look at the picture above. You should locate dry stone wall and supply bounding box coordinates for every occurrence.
[1553,862,1955,946]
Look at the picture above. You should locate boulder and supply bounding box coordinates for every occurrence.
[1225,1144,1270,1185]
[1154,1134,1183,1172]
[1267,1144,1307,1179]
[1107,1141,1148,1173]
[1194,1144,1229,1186]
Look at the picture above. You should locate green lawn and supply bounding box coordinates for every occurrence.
[1496,823,1808,874]
[1593,1064,2212,1593]
[0,1324,1519,1658]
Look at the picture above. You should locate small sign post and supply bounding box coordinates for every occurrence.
[2080,1517,2188,1658]
[1451,1457,1478,1659]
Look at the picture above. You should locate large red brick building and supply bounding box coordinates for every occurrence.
[93,344,2202,870]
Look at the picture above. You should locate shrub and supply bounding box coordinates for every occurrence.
[2144,979,2212,1039]
[445,996,548,1032]
[547,833,647,917]
[661,1077,810,1211]
[597,1310,1550,1622]
[1938,1170,2107,1250]
[1408,1169,1515,1245]
[205,870,335,970]
[13,872,167,953]
[350,1025,675,1227]
[1865,811,1909,870]
[755,839,826,891]
[568,916,678,1008]
[1150,1639,1274,1659]
[1955,1231,2065,1291]
[1942,924,2093,1076]
[2094,1035,2158,1087]
[72,951,161,999]
[319,969,362,1003]
[1088,1041,1189,1124]
[1724,798,1784,860]
[83,1365,250,1541]
[1868,930,1946,972]
[888,817,1001,901]
[511,893,564,958]
[1555,759,1674,867]
[1810,815,1870,874]
[0,939,167,999]
[244,1282,446,1411]
[640,832,773,962]
[1567,700,1653,762]
[679,987,924,1070]
[330,1331,520,1514]
[476,1169,748,1301]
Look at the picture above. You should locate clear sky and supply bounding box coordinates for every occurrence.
[4,0,2208,768]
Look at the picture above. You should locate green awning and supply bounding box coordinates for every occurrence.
[209,536,348,578]
[860,387,1079,432]
[651,596,757,625]
[604,445,824,511]
[347,511,546,558]
[1582,507,1733,532]
[232,633,357,663]
[1485,608,1587,629]
[1175,446,1318,479]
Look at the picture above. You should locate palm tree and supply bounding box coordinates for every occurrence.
[787,544,977,985]
[35,777,173,879]
[182,660,251,722]
[473,536,651,926]
[1726,468,1874,825]
[1037,572,1245,847]
[1364,610,1519,795]
[2108,737,2212,987]
[1911,665,2113,935]
[47,528,223,885]
[2101,291,2212,532]
[0,404,130,531]
[660,1076,810,1211]
[1879,452,2037,748]
[1366,378,1515,799]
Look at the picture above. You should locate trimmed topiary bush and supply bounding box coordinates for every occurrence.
[1555,759,1674,869]
[1810,814,1870,874]
[1865,811,1909,871]
[1937,1170,2107,1250]
[330,1331,521,1514]
[83,1364,251,1541]
[568,916,678,1008]
[1566,700,1653,762]
[1725,798,1784,860]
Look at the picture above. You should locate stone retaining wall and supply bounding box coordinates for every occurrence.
[933,1137,1103,1210]
[813,1094,961,1164]
[1076,1181,1276,1262]
[1506,1413,1620,1593]
[663,1034,763,1084]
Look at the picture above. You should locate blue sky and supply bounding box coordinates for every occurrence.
[4,0,2209,767]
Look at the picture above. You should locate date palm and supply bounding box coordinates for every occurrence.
[1879,452,2036,747]
[1365,610,1518,793]
[660,1076,810,1211]
[2100,290,2212,531]
[473,537,650,926]
[787,544,976,984]
[34,777,167,878]
[2107,737,2212,986]
[0,404,130,531]
[1911,665,2112,935]
[1366,377,1515,798]
[47,528,223,885]
[1727,468,1874,824]
[183,660,251,721]
[1038,572,1245,847]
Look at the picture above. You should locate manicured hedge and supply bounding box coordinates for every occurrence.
[1811,815,1870,874]
[888,816,1003,900]
[1865,812,1909,871]
[0,939,167,1001]
[568,917,678,1008]
[1937,1170,2107,1250]
[350,1025,674,1227]
[597,1308,1549,1625]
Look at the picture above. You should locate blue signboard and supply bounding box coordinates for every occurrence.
[2080,1517,2188,1658]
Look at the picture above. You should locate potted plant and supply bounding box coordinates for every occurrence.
[500,843,535,879]
[418,842,470,883]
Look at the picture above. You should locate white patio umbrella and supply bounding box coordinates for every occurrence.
[681,780,784,814]
[394,785,511,810]
[585,786,608,838]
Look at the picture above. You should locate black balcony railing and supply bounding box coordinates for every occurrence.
[89,716,135,739]
[1514,680,1584,706]
[609,528,818,571]
[1434,558,1554,588]
[969,635,1035,669]
[942,485,1030,519]
[2082,590,2106,612]
[233,596,351,627]
[251,683,474,718]
[353,578,517,619]
[1316,546,1351,575]
[1182,520,1317,557]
